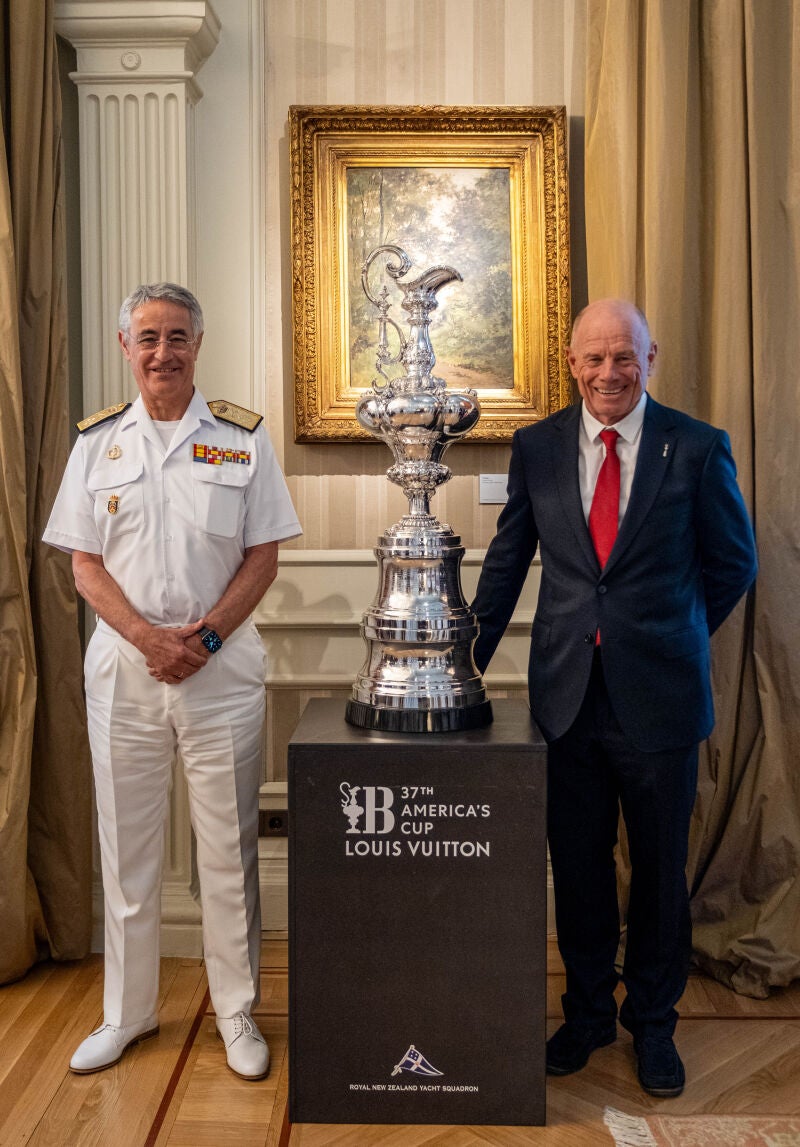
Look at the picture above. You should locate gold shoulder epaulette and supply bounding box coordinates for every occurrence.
[208,399,263,433]
[77,402,131,434]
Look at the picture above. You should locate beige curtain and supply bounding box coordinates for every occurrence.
[585,0,800,996]
[0,0,91,984]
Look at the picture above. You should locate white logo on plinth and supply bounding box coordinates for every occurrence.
[391,1045,443,1078]
[339,783,395,834]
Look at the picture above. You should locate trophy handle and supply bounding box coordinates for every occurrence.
[361,244,412,306]
[362,246,411,390]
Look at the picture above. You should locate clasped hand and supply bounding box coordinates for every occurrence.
[144,621,210,685]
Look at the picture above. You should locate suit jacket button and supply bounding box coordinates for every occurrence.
[598,585,607,594]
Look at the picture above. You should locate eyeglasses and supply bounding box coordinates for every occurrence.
[133,336,196,352]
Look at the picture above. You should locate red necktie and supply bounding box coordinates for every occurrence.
[589,428,620,569]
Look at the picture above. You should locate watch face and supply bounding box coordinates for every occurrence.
[201,629,223,653]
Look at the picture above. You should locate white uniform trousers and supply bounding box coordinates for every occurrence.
[85,619,266,1027]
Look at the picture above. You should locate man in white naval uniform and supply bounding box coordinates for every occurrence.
[44,283,301,1080]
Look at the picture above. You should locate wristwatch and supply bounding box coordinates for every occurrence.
[199,625,223,653]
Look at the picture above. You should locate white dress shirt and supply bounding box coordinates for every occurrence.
[578,391,648,525]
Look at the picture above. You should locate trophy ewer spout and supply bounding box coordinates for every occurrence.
[346,245,492,733]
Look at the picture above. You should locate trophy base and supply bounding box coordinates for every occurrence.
[345,698,493,734]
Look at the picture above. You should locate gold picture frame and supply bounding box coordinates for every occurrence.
[289,105,571,444]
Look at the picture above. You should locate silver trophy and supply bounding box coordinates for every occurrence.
[345,244,492,733]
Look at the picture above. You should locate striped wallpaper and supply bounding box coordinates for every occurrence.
[263,0,586,550]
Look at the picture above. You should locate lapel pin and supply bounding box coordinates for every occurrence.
[662,443,670,458]
[107,445,122,459]
[108,494,119,514]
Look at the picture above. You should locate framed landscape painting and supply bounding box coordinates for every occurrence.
[289,105,571,443]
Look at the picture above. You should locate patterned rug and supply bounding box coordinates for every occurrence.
[604,1106,800,1146]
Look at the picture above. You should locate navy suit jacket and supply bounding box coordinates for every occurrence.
[472,396,758,752]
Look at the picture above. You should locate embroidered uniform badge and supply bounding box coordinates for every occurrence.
[107,445,122,459]
[108,495,120,514]
[77,402,131,433]
[207,399,262,432]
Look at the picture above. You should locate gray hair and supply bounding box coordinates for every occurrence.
[118,282,204,340]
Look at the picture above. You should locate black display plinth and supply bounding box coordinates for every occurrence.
[288,699,547,1127]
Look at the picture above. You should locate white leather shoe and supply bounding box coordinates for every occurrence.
[69,1016,159,1073]
[216,1012,270,1079]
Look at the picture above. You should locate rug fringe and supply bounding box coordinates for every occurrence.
[603,1106,659,1147]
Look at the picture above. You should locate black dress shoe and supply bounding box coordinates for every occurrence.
[635,1035,685,1097]
[546,1021,617,1075]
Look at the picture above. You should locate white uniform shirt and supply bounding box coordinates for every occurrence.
[44,389,302,626]
[578,391,648,524]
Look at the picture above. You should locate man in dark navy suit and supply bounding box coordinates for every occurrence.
[471,299,757,1097]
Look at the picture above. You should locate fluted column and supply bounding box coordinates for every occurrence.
[55,0,220,413]
[56,0,221,955]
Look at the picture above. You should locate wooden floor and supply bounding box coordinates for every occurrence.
[1,938,799,1146]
